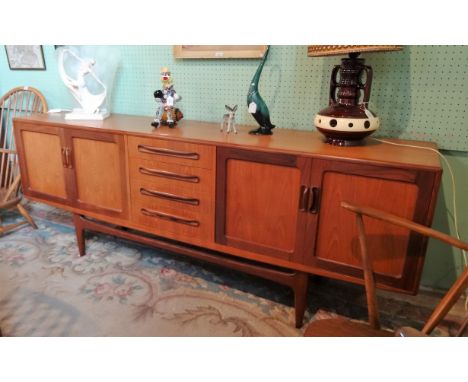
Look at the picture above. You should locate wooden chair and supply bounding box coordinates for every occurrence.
[0,86,48,235]
[305,201,468,337]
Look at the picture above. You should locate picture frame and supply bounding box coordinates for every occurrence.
[5,45,46,70]
[173,45,268,59]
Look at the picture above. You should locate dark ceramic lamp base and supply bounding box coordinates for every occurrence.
[313,52,381,147]
[314,109,379,147]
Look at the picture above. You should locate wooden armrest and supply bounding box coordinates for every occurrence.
[341,201,468,251]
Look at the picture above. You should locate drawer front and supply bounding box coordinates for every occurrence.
[131,192,213,242]
[131,180,213,214]
[128,136,215,169]
[129,157,213,197]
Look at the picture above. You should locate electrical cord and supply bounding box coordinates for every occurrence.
[371,137,468,311]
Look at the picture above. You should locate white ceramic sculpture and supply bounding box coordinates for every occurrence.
[57,47,109,120]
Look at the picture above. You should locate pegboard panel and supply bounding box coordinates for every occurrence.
[365,46,468,151]
[1,45,466,150]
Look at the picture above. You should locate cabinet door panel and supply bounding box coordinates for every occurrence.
[316,172,418,276]
[309,159,439,293]
[68,130,128,219]
[216,148,312,262]
[225,159,300,252]
[15,124,70,205]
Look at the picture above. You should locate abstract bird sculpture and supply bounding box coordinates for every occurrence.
[247,46,275,135]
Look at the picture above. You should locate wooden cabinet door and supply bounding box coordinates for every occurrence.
[15,123,72,206]
[66,129,129,219]
[307,159,440,293]
[215,147,313,262]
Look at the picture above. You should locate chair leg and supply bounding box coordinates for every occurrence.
[16,203,38,229]
[0,220,29,236]
[455,315,468,337]
[422,266,468,335]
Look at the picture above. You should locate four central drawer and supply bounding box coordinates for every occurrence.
[128,136,215,243]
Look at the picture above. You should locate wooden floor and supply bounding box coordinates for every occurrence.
[381,286,467,317]
[305,277,467,336]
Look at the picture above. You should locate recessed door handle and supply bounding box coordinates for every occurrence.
[309,187,320,214]
[61,147,72,168]
[61,147,68,167]
[298,185,310,212]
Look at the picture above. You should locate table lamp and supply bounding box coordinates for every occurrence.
[308,45,402,146]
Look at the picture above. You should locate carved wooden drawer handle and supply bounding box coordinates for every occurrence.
[139,167,200,183]
[137,144,200,160]
[140,208,200,227]
[140,187,200,206]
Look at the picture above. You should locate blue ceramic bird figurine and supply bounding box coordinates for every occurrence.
[247,46,275,135]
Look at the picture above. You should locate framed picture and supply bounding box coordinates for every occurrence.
[5,45,46,70]
[173,45,267,59]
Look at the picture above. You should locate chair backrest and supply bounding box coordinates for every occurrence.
[341,201,468,336]
[0,86,48,199]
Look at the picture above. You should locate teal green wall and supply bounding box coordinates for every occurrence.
[1,45,466,290]
[421,151,468,290]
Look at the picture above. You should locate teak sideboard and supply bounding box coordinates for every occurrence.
[13,114,442,327]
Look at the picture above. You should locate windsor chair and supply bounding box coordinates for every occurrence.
[0,86,48,235]
[305,201,468,337]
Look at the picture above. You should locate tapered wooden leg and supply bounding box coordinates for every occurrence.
[73,214,86,257]
[293,272,309,328]
[16,203,38,229]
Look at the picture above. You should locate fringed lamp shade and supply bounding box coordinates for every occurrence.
[307,45,402,57]
[308,45,403,146]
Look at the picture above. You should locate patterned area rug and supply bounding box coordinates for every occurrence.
[0,202,303,336]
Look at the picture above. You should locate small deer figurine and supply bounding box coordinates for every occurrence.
[221,104,238,134]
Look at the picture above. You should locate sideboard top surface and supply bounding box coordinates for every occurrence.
[14,113,441,170]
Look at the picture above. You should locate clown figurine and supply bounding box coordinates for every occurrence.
[151,67,183,128]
